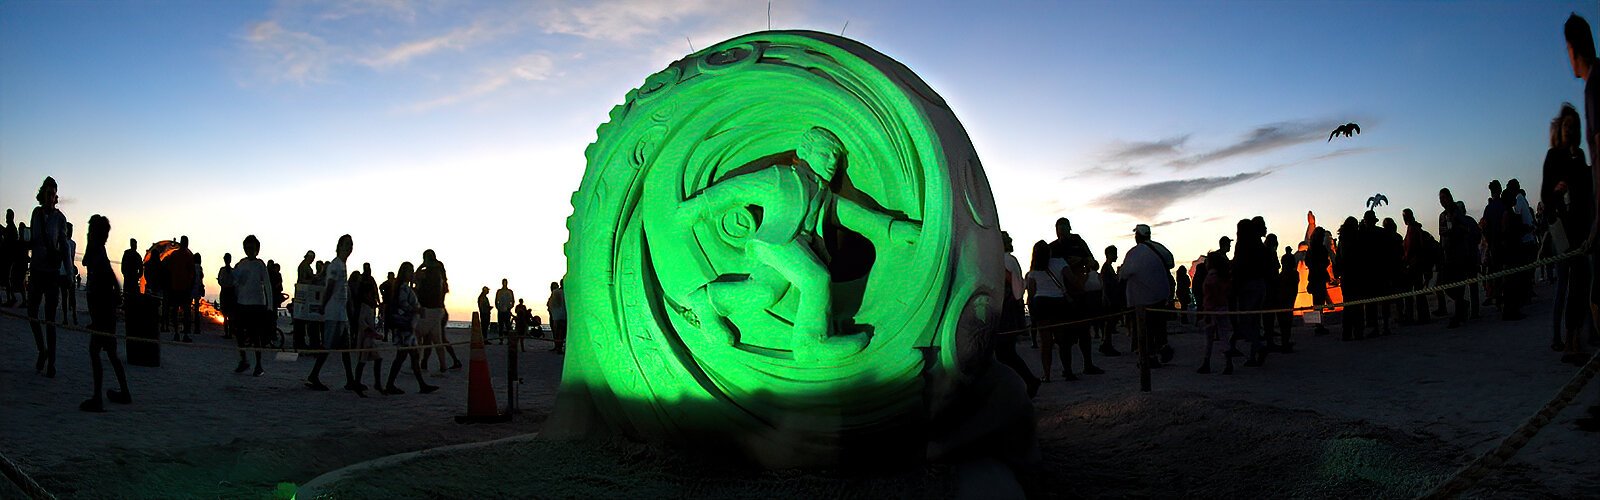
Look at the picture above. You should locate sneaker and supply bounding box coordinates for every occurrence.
[253,366,265,377]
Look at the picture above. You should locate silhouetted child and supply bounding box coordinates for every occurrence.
[81,214,130,411]
[233,236,271,377]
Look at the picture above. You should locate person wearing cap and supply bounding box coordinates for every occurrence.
[1119,224,1175,369]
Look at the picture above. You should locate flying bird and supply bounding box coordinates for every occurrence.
[1328,122,1361,142]
[1366,193,1388,210]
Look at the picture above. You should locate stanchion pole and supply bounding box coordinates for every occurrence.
[507,325,519,416]
[1137,306,1151,393]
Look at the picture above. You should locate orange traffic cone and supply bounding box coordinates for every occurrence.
[456,312,508,423]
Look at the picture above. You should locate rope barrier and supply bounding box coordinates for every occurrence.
[0,309,560,355]
[1148,249,1584,317]
[1418,350,1600,499]
[0,447,55,500]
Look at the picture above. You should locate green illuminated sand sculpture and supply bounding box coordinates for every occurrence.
[548,30,1026,469]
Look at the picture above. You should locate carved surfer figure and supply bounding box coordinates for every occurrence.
[677,127,920,361]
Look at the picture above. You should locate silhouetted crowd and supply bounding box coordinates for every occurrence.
[0,176,568,410]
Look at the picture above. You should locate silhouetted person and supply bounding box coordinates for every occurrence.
[548,280,567,353]
[1438,189,1474,328]
[996,232,1039,397]
[1190,257,1207,328]
[233,236,271,377]
[1273,245,1299,351]
[0,209,14,305]
[78,214,131,412]
[382,262,438,395]
[1175,265,1192,325]
[1120,224,1176,368]
[1564,12,1600,433]
[28,177,68,377]
[218,253,236,339]
[1058,256,1103,379]
[1307,227,1333,336]
[496,279,515,341]
[1198,236,1232,374]
[9,220,29,307]
[1098,245,1123,356]
[121,239,141,303]
[305,234,356,394]
[513,300,534,352]
[1231,219,1272,366]
[1543,103,1592,359]
[165,236,195,340]
[351,262,382,393]
[477,286,492,342]
[1049,217,1093,268]
[1026,241,1068,382]
[415,249,461,372]
[1335,216,1368,341]
[1481,180,1507,308]
[61,222,78,326]
[379,271,395,341]
[1376,217,1405,336]
[1261,233,1280,342]
[1497,179,1536,321]
[190,252,204,336]
[292,251,316,350]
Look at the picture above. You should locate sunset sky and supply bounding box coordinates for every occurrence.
[0,1,1591,319]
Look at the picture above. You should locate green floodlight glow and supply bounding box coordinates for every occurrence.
[547,30,1005,468]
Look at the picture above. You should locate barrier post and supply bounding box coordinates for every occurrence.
[1136,306,1151,393]
[507,322,519,416]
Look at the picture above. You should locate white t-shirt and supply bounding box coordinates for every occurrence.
[1004,254,1024,299]
[233,258,271,306]
[323,257,349,322]
[1025,269,1065,298]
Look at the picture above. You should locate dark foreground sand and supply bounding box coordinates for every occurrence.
[2,281,1596,498]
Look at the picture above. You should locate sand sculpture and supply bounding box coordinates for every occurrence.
[548,30,1030,470]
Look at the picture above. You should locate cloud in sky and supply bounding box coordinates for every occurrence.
[1102,135,1189,162]
[363,23,495,68]
[537,0,750,42]
[403,53,557,112]
[1150,217,1191,228]
[1070,164,1143,178]
[1092,171,1270,220]
[1166,120,1344,169]
[243,20,339,84]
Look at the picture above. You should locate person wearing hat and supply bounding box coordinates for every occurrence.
[1119,224,1175,369]
[28,177,70,378]
[477,285,493,342]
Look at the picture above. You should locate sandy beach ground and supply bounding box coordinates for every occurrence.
[1,282,1597,498]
